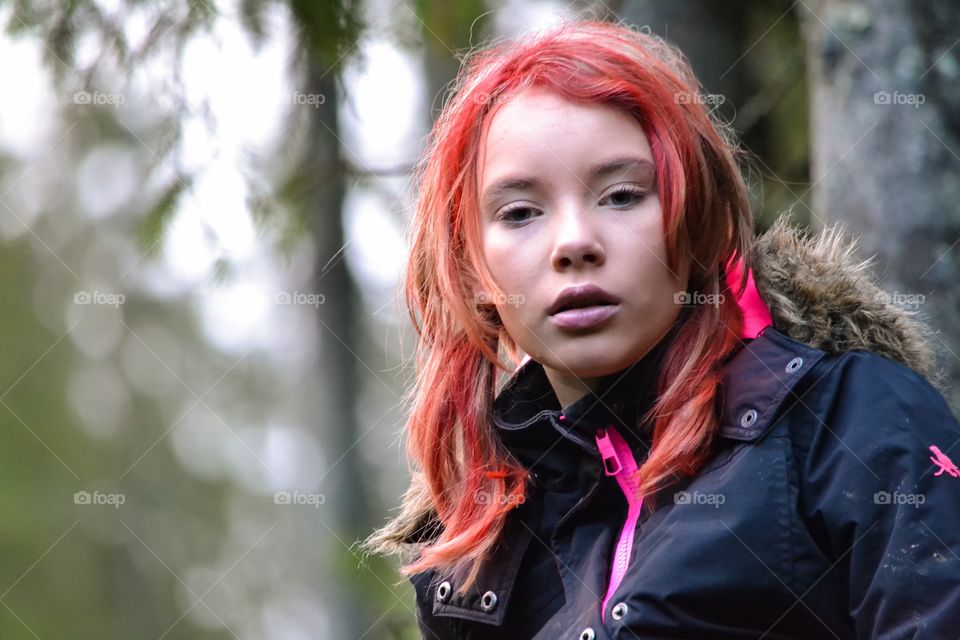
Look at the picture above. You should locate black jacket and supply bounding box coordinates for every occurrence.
[405,221,960,639]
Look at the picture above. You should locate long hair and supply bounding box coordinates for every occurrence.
[364,19,753,593]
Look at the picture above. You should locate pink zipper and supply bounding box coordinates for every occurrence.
[594,425,643,623]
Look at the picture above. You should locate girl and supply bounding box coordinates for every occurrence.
[363,19,960,639]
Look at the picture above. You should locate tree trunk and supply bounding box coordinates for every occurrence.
[305,55,371,640]
[801,0,960,410]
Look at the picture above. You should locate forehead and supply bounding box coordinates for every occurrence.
[477,87,653,186]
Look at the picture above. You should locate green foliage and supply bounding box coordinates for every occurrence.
[139,176,192,257]
[413,0,490,53]
[288,0,365,71]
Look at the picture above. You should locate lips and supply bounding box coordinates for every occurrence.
[548,284,621,316]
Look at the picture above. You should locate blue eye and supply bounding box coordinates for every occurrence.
[601,186,648,209]
[495,204,539,224]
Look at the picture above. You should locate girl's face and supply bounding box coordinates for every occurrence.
[477,87,688,406]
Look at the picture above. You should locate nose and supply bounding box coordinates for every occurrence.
[551,209,605,271]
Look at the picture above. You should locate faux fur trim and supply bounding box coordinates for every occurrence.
[751,215,940,385]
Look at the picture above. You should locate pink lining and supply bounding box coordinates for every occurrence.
[725,255,773,339]
[594,426,643,622]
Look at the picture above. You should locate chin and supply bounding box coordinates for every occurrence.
[548,346,632,379]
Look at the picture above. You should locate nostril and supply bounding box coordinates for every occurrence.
[555,254,601,269]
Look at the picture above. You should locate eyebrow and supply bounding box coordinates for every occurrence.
[480,157,655,206]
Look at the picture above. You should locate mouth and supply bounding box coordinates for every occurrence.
[548,284,621,316]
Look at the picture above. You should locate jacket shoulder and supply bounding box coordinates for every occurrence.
[793,346,959,449]
[717,327,830,443]
[717,326,952,446]
[784,348,960,637]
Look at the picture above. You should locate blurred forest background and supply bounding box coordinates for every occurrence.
[0,0,957,638]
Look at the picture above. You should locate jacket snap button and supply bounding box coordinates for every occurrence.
[786,357,803,373]
[435,581,452,604]
[611,601,628,620]
[579,628,595,640]
[740,408,758,428]
[480,590,498,612]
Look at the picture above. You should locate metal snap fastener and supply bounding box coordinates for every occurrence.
[786,357,803,374]
[436,581,451,603]
[480,590,498,612]
[611,601,628,620]
[740,408,758,428]
[579,628,596,640]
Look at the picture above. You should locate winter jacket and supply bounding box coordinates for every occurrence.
[400,218,960,639]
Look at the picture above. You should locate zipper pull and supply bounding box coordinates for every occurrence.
[594,428,623,475]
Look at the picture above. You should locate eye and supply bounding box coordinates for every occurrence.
[600,185,649,209]
[494,204,540,225]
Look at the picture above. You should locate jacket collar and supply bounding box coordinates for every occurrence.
[426,325,828,626]
[491,320,682,491]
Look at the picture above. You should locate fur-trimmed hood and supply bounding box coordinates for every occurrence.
[363,214,943,556]
[750,215,939,385]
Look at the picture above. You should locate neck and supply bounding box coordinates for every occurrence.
[544,327,680,414]
[544,369,600,409]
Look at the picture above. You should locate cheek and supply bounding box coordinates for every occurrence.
[494,302,536,354]
[483,239,535,331]
[482,232,523,291]
[629,219,676,281]
[653,256,684,297]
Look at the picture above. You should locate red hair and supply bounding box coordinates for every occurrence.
[375,19,753,592]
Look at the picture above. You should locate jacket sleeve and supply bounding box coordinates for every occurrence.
[798,351,960,638]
